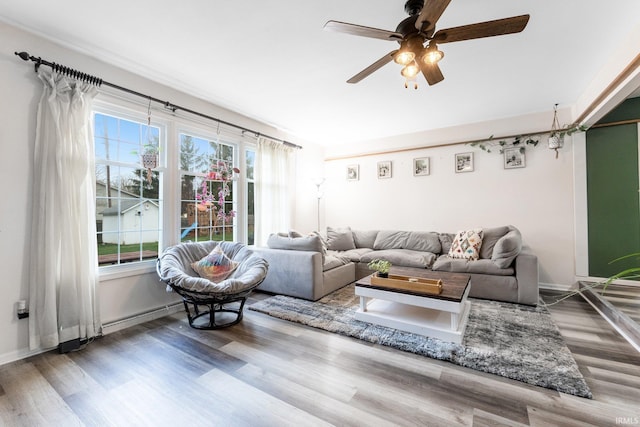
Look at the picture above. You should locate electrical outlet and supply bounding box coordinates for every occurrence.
[17,300,28,319]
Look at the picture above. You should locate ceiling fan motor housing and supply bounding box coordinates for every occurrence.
[404,0,425,16]
[396,15,421,39]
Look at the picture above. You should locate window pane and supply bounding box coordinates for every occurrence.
[246,150,255,180]
[221,144,233,161]
[247,182,254,245]
[94,112,163,267]
[181,174,199,200]
[119,120,140,143]
[179,132,237,245]
[245,148,255,245]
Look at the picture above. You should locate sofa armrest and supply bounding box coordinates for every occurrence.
[251,247,324,300]
[515,245,539,305]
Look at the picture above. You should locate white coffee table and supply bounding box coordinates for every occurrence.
[354,268,471,344]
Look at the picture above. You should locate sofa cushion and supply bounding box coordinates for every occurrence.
[323,254,351,272]
[492,228,522,268]
[288,229,303,238]
[352,230,378,249]
[405,231,441,253]
[439,233,455,254]
[326,226,356,251]
[267,233,324,253]
[449,229,484,261]
[331,248,373,263]
[309,230,328,254]
[373,230,409,250]
[432,255,514,276]
[480,226,509,259]
[360,249,437,269]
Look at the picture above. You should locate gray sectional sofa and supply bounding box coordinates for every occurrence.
[252,225,539,305]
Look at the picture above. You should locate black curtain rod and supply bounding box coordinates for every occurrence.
[14,51,302,149]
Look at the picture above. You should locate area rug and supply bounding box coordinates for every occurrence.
[249,285,592,398]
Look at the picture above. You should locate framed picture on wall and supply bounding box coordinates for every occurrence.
[413,157,430,176]
[377,161,392,179]
[504,147,526,169]
[346,164,359,181]
[455,152,474,173]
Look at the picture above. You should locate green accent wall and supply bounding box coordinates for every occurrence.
[586,123,640,277]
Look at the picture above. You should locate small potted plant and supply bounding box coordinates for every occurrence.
[368,259,391,278]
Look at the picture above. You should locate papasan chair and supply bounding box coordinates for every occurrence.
[157,241,268,330]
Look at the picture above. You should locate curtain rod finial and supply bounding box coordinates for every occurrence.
[15,51,31,61]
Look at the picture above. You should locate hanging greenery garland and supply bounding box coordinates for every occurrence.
[468,123,587,157]
[468,104,587,157]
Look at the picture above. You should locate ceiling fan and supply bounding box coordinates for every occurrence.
[324,0,530,88]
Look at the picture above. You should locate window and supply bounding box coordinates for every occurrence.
[93,101,254,273]
[94,112,163,266]
[246,149,255,245]
[179,132,237,242]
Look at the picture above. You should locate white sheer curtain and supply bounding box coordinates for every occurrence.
[254,137,295,246]
[29,69,100,350]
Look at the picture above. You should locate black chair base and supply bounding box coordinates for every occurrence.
[182,295,248,330]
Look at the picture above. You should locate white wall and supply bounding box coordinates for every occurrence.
[0,21,322,364]
[324,135,577,286]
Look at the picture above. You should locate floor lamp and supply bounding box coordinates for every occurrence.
[314,178,325,232]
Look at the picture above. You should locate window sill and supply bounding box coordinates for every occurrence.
[99,260,157,282]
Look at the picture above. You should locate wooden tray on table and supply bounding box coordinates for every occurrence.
[370,273,442,295]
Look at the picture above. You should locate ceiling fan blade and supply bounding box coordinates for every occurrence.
[324,20,402,41]
[434,14,530,43]
[347,50,398,84]
[421,62,445,86]
[415,0,452,34]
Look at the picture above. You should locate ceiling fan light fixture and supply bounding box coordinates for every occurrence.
[394,51,415,65]
[393,41,415,65]
[421,44,444,65]
[400,61,420,79]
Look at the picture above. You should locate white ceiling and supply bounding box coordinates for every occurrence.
[2,0,639,146]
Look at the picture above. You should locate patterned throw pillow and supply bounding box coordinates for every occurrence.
[448,229,484,261]
[191,246,239,282]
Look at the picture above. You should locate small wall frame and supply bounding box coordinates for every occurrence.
[504,147,526,169]
[377,161,392,179]
[455,152,474,173]
[413,157,430,176]
[347,164,359,181]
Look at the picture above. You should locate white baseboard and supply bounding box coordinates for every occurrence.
[539,282,575,292]
[0,303,184,367]
[101,303,184,335]
[0,346,54,367]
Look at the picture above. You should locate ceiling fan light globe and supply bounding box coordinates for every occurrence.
[401,62,420,79]
[394,50,415,65]
[422,48,444,65]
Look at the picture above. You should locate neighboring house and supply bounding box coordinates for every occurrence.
[95,181,140,222]
[95,181,143,244]
[101,199,160,245]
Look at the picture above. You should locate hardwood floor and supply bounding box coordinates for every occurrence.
[1,289,639,426]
